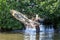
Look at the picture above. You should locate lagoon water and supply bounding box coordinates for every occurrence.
[24,24,55,40]
[0,24,60,40]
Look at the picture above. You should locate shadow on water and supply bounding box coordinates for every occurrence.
[24,24,55,40]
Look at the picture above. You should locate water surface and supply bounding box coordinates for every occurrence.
[0,25,60,40]
[0,32,60,40]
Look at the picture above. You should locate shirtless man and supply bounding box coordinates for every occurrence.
[10,10,40,32]
[24,14,40,33]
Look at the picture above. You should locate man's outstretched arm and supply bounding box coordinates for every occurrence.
[10,10,40,25]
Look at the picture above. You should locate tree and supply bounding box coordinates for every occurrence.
[0,0,60,31]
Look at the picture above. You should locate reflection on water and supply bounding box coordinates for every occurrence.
[39,24,45,32]
[40,31,54,40]
[24,24,54,40]
[24,27,36,40]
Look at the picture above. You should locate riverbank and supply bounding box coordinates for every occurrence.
[0,29,60,34]
[0,30,24,34]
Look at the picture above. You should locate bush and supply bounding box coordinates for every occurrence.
[0,0,60,30]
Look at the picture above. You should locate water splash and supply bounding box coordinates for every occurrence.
[24,24,54,40]
[39,24,45,32]
[24,27,36,40]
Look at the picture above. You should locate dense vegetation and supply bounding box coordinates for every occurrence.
[0,0,60,31]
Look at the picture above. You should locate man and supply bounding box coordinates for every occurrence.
[10,10,40,32]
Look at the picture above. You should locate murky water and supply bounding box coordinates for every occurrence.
[0,25,60,40]
[23,30,60,40]
[24,24,55,40]
[0,30,60,40]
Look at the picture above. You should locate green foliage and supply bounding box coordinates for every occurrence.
[0,0,60,30]
[0,0,24,30]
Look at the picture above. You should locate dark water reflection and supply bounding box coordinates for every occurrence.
[24,31,54,40]
[24,25,55,40]
[40,32,54,40]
